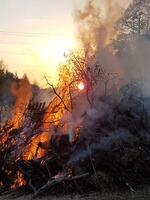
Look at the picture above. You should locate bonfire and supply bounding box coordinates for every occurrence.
[0,0,150,199]
[0,52,150,198]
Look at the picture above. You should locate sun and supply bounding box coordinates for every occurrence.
[39,36,76,72]
[78,82,85,91]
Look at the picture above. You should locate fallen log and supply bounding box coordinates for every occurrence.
[32,172,89,198]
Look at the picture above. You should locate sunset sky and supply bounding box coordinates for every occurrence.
[0,0,89,85]
[0,0,129,86]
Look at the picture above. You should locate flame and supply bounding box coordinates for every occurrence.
[11,171,26,189]
[23,95,65,160]
[23,132,50,160]
[23,73,73,160]
[8,75,32,129]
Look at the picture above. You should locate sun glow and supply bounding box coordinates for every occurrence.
[36,36,77,84]
[78,82,85,90]
[39,36,76,69]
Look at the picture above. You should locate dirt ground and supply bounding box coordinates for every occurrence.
[1,188,150,200]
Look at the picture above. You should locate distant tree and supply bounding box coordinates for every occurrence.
[113,0,150,55]
[0,60,19,106]
[117,0,150,35]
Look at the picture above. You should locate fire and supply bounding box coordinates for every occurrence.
[11,171,26,189]
[23,132,50,160]
[8,75,32,129]
[78,82,85,90]
[19,72,72,161]
[23,87,71,160]
[23,90,69,160]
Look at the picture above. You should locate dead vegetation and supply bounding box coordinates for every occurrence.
[0,67,150,199]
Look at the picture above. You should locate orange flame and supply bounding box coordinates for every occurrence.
[11,171,26,189]
[23,132,50,160]
[8,75,32,130]
[23,86,71,160]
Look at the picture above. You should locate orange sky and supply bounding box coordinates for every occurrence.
[0,0,87,86]
[0,0,130,86]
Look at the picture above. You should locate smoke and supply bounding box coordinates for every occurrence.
[74,0,127,84]
[65,0,150,144]
[74,0,150,92]
[61,0,124,142]
[68,128,132,164]
[74,0,123,55]
[118,36,150,95]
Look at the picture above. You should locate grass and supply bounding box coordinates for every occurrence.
[1,188,150,200]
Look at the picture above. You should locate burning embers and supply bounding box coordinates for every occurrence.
[11,171,26,189]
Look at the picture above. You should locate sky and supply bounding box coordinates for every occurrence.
[0,0,88,86]
[0,0,130,86]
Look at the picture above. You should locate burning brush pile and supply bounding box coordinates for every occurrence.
[1,0,150,198]
[0,57,150,198]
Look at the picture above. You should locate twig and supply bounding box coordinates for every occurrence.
[44,76,71,113]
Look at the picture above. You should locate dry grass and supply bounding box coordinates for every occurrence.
[1,188,150,200]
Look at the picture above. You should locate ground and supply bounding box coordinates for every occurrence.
[1,188,150,200]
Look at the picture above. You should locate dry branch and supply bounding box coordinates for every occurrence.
[44,75,71,113]
[32,172,89,198]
